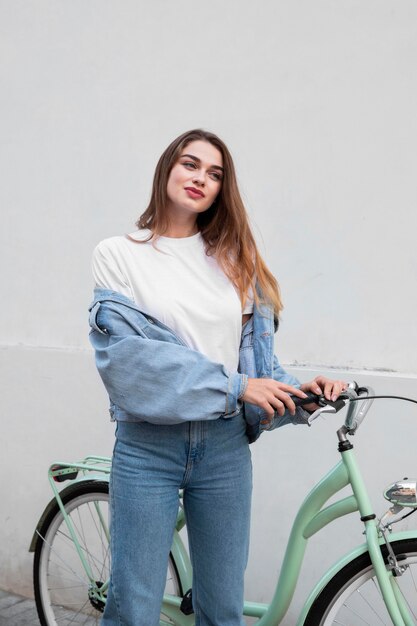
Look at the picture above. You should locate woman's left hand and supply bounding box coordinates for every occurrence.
[300,376,348,411]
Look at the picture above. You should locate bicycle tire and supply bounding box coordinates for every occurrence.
[33,480,182,625]
[303,538,417,625]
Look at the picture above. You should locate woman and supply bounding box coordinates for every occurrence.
[89,128,346,626]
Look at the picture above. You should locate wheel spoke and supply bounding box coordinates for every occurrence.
[356,584,389,624]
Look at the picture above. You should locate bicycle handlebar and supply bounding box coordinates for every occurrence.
[293,382,375,435]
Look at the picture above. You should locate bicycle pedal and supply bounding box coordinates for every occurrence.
[180,588,194,615]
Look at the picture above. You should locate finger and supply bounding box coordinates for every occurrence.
[304,381,322,395]
[266,395,286,416]
[277,392,296,416]
[260,399,281,418]
[302,379,323,395]
[275,383,307,399]
[271,390,296,416]
[292,387,309,399]
[331,381,345,402]
[315,380,323,394]
[323,381,333,401]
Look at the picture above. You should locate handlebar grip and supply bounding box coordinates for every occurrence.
[293,392,323,407]
[294,393,348,413]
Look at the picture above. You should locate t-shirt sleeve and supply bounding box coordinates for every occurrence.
[91,240,134,300]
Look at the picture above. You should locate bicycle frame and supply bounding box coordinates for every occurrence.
[161,443,417,626]
[39,441,417,626]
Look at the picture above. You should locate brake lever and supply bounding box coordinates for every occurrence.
[307,397,347,426]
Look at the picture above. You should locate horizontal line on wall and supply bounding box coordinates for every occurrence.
[0,344,415,379]
[285,362,417,380]
[0,343,92,354]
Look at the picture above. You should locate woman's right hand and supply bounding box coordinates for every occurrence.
[241,379,308,417]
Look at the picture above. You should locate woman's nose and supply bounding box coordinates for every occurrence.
[192,171,205,186]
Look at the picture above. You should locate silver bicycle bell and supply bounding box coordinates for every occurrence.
[384,478,417,507]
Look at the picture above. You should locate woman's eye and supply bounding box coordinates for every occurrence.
[183,161,196,169]
[210,172,222,182]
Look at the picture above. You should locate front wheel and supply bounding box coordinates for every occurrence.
[33,480,182,625]
[304,538,417,625]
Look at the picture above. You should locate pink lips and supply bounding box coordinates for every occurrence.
[184,187,205,198]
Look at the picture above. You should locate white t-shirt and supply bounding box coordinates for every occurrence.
[92,229,253,373]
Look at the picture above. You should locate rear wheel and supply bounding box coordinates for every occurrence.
[33,480,182,625]
[304,538,417,625]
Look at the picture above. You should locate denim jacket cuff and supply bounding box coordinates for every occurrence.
[225,372,248,416]
[238,374,249,400]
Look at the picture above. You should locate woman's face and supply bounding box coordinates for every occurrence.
[166,140,223,219]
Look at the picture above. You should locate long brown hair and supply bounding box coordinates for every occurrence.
[131,129,283,317]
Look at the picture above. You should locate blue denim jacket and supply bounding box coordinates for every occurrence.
[88,287,309,443]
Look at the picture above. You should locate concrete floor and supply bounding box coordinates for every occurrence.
[0,590,39,625]
[0,589,104,625]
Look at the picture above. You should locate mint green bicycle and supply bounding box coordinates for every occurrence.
[30,382,417,625]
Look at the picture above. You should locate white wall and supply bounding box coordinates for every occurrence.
[1,0,417,621]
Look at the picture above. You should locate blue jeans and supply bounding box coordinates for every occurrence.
[101,411,252,626]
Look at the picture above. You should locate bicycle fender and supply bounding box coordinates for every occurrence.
[295,529,417,626]
[28,477,109,553]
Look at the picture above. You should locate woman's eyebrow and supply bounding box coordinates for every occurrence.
[181,153,224,172]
